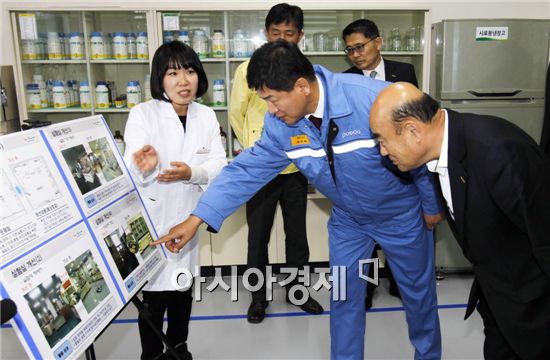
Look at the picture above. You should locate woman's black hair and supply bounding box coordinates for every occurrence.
[150,41,208,101]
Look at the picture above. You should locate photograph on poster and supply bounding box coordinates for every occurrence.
[102,211,156,280]
[61,137,123,196]
[23,275,82,348]
[88,137,123,182]
[10,156,62,209]
[61,145,102,195]
[126,213,155,259]
[64,250,110,314]
[103,227,140,280]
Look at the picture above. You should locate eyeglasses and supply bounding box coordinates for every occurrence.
[343,38,376,55]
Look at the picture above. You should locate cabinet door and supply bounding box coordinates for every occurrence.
[11,11,92,124]
[85,10,152,134]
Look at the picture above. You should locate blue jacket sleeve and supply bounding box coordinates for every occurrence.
[410,165,442,216]
[192,116,291,231]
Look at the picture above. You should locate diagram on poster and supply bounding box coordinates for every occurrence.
[0,116,166,360]
[0,130,81,264]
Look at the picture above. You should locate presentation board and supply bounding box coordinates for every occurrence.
[0,115,166,360]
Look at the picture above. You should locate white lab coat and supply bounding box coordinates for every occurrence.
[124,99,226,291]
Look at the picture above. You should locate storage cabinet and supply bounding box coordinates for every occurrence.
[9,5,430,266]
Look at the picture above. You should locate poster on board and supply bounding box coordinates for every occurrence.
[0,115,166,360]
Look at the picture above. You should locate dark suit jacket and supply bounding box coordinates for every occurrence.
[444,109,550,359]
[344,58,418,87]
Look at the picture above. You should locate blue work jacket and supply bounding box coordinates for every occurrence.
[194,65,440,230]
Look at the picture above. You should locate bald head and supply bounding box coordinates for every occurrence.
[371,82,429,131]
[370,82,444,171]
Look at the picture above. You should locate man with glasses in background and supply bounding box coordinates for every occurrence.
[342,18,421,310]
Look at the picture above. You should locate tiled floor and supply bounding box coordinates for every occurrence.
[1,274,484,359]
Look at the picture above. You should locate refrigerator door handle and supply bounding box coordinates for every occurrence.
[467,90,522,97]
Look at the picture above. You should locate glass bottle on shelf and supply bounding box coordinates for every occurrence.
[79,81,91,109]
[47,32,63,60]
[52,81,68,108]
[22,39,38,60]
[144,73,152,102]
[406,28,417,51]
[127,32,137,59]
[113,32,128,60]
[192,29,209,59]
[90,32,106,60]
[127,81,141,108]
[390,27,402,51]
[32,74,48,108]
[211,30,225,58]
[177,31,191,46]
[26,84,41,109]
[69,32,84,60]
[232,29,248,58]
[136,32,149,59]
[379,30,388,51]
[96,81,110,109]
[163,31,174,44]
[212,80,226,107]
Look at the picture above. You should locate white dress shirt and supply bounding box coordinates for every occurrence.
[426,109,455,219]
[305,75,325,120]
[362,58,386,81]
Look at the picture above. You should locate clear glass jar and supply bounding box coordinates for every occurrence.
[232,29,248,58]
[390,27,402,51]
[192,29,209,59]
[313,33,329,52]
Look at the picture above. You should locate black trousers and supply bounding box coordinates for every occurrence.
[246,172,309,300]
[138,289,193,360]
[476,291,521,360]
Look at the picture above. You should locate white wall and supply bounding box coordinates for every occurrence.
[1,0,549,65]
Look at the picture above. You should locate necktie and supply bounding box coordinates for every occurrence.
[369,70,378,79]
[308,115,322,130]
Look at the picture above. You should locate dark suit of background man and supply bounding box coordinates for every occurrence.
[370,82,550,360]
[341,18,419,310]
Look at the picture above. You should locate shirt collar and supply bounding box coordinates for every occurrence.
[426,109,449,174]
[362,57,385,79]
[305,75,325,120]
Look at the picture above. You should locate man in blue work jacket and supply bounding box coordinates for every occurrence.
[152,40,443,360]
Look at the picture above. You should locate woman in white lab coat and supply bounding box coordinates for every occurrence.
[123,41,226,360]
